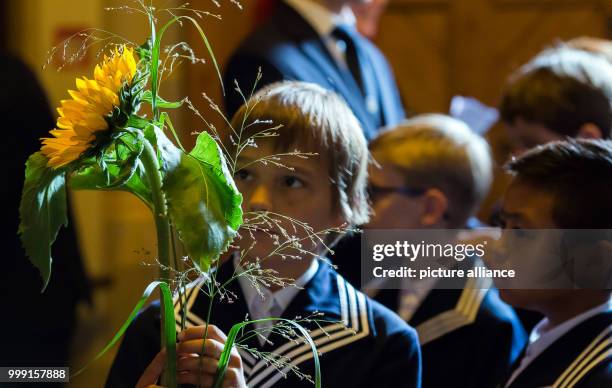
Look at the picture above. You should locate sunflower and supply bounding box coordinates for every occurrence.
[41,45,138,168]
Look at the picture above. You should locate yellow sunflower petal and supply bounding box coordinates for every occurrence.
[41,44,138,168]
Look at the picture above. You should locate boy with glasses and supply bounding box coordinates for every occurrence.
[334,114,526,387]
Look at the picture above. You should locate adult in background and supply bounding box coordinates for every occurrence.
[0,54,91,387]
[223,0,405,140]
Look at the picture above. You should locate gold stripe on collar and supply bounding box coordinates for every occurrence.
[415,276,491,346]
[554,325,612,388]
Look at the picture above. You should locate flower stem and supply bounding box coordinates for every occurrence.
[141,140,171,279]
[141,139,176,387]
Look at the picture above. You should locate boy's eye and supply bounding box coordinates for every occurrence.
[283,176,304,188]
[235,169,253,181]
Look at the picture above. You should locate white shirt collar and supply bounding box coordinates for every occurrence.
[235,256,320,322]
[506,297,612,386]
[284,0,356,37]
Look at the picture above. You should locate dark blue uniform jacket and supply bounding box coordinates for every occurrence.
[106,260,422,388]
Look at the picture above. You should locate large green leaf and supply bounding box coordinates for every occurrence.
[18,152,68,291]
[157,128,242,271]
[189,132,242,230]
[68,133,153,208]
[69,160,153,209]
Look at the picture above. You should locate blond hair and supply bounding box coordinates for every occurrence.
[228,81,370,226]
[370,114,492,227]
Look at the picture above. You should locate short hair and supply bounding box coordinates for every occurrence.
[228,81,370,226]
[500,47,612,138]
[370,114,493,227]
[505,138,612,228]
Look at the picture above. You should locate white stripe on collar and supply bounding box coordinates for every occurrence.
[246,275,370,387]
[172,268,371,387]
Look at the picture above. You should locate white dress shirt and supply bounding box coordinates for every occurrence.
[236,256,320,345]
[506,298,612,386]
[284,0,356,68]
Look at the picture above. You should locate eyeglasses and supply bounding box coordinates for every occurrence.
[367,184,426,200]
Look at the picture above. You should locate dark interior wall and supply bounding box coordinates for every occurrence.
[0,0,7,52]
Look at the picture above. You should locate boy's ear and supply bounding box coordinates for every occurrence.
[420,188,448,227]
[577,123,603,139]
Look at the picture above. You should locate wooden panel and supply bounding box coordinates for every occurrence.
[376,7,451,114]
[184,0,256,150]
[381,0,610,107]
[378,0,612,219]
[492,0,609,6]
[481,7,607,102]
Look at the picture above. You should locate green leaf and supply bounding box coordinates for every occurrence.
[161,282,178,388]
[107,152,141,188]
[213,318,321,388]
[149,15,223,120]
[144,123,158,149]
[69,135,153,209]
[157,128,242,271]
[69,161,153,209]
[142,90,184,109]
[18,152,68,291]
[159,112,186,153]
[126,114,151,130]
[72,281,177,385]
[107,136,145,188]
[189,132,242,230]
[181,16,224,94]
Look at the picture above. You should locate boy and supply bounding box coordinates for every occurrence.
[333,114,527,387]
[500,46,612,153]
[106,81,421,387]
[494,139,612,387]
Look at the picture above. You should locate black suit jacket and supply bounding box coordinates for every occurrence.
[500,311,612,388]
[223,2,405,140]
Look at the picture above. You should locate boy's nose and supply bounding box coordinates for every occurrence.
[248,185,273,212]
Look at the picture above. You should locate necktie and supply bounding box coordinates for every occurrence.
[332,25,365,92]
[331,24,382,126]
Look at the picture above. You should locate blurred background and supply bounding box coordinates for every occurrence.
[1,0,611,386]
